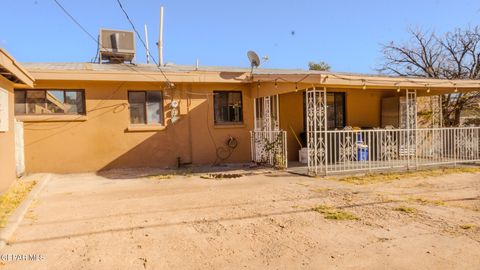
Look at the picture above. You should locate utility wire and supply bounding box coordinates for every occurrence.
[54,1,442,92]
[115,0,172,85]
[53,0,98,44]
[114,0,234,163]
[53,0,173,90]
[52,0,100,63]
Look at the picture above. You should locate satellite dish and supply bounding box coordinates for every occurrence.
[247,51,260,68]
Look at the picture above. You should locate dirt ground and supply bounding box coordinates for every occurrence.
[0,167,479,269]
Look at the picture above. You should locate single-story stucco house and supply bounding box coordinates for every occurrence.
[0,49,34,191]
[1,44,480,191]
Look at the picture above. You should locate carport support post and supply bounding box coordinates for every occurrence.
[323,87,328,176]
[405,89,418,170]
[413,89,418,169]
[431,95,443,128]
[312,89,318,175]
[253,97,257,130]
[439,95,443,128]
[306,87,328,176]
[306,88,316,175]
[264,96,272,164]
[406,89,410,170]
[454,128,457,167]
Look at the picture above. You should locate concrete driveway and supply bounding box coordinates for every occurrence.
[1,169,479,269]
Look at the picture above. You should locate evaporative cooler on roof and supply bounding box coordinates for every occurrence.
[99,29,135,63]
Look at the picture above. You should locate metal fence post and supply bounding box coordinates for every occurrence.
[323,87,328,176]
[454,128,457,167]
[406,89,410,170]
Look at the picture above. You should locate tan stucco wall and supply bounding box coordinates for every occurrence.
[345,89,385,128]
[19,81,253,173]
[19,78,396,171]
[0,76,17,192]
[279,92,304,162]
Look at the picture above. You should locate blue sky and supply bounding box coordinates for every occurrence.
[1,0,480,73]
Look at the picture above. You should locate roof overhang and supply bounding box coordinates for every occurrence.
[19,62,480,93]
[253,73,480,92]
[24,68,250,84]
[0,48,34,88]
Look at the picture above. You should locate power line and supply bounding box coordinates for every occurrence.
[52,0,173,89]
[115,0,172,85]
[53,0,100,63]
[50,1,478,92]
[53,0,98,43]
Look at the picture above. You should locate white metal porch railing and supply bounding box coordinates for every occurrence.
[250,130,288,168]
[308,127,480,175]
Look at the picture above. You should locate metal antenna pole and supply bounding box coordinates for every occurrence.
[158,6,164,66]
[97,34,102,64]
[144,24,150,64]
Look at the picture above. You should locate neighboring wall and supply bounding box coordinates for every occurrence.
[0,76,16,192]
[20,81,253,173]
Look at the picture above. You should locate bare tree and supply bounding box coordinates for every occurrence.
[379,27,480,126]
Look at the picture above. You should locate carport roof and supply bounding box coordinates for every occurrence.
[0,49,34,87]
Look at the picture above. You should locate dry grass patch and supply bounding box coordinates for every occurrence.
[147,169,195,180]
[394,205,417,215]
[200,173,243,180]
[409,197,446,206]
[459,224,476,230]
[337,173,403,185]
[0,180,36,228]
[333,167,480,185]
[148,174,173,180]
[312,205,359,220]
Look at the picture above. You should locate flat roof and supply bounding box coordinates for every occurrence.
[19,62,480,90]
[19,61,430,77]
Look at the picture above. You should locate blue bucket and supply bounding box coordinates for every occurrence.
[357,147,368,161]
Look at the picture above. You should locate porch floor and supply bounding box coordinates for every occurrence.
[286,160,480,176]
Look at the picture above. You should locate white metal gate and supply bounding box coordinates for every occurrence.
[305,87,327,175]
[251,95,288,168]
[304,87,420,175]
[14,119,25,177]
[305,87,479,176]
[404,89,417,168]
